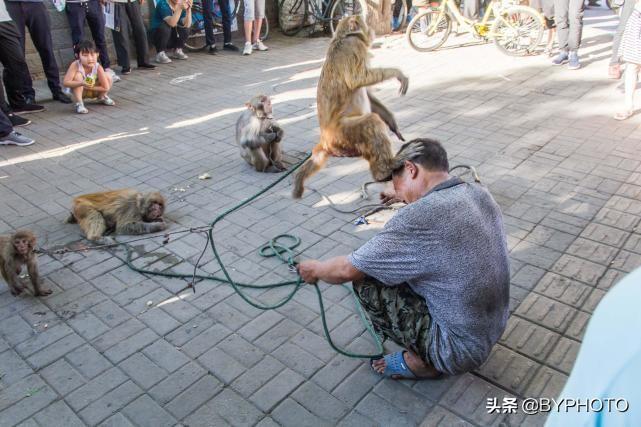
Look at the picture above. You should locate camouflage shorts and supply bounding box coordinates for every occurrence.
[353,276,432,365]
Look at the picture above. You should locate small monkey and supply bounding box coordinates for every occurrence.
[236,95,286,173]
[0,230,51,297]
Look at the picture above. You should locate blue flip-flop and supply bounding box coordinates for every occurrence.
[371,351,417,380]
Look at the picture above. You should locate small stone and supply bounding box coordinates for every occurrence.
[199,173,211,180]
[146,301,153,307]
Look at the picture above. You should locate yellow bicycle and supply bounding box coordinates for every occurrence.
[406,0,544,56]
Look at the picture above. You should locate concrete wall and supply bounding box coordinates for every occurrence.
[24,0,278,79]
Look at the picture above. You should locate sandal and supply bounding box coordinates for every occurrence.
[371,351,417,380]
[614,111,633,121]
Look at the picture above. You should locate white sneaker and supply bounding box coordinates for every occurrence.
[171,48,188,60]
[253,40,268,51]
[243,42,252,55]
[76,103,88,114]
[100,96,115,106]
[106,68,121,83]
[155,51,172,64]
[0,131,35,146]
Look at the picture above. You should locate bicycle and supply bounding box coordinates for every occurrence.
[278,0,367,36]
[406,0,544,56]
[186,0,269,51]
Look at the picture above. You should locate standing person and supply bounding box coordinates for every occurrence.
[609,0,635,79]
[5,0,72,104]
[203,0,238,54]
[151,0,192,64]
[614,0,641,120]
[109,0,156,74]
[298,139,510,379]
[0,0,44,118]
[552,0,584,69]
[65,0,120,82]
[242,0,267,55]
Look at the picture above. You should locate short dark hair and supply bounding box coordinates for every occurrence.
[74,40,97,57]
[392,138,449,176]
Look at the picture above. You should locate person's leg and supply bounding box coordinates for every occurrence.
[0,108,14,138]
[243,0,254,54]
[202,0,216,48]
[86,0,111,70]
[154,23,172,55]
[615,64,638,119]
[65,2,86,47]
[566,0,583,52]
[463,0,480,20]
[252,0,264,43]
[23,3,64,96]
[0,21,32,108]
[553,0,569,63]
[112,3,132,71]
[4,2,36,102]
[175,26,189,50]
[125,0,151,66]
[220,0,233,45]
[352,277,440,378]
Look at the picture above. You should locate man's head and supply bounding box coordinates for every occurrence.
[391,138,450,203]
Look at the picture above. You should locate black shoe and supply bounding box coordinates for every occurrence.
[121,67,132,75]
[208,45,218,55]
[53,91,72,104]
[8,113,30,127]
[12,103,45,114]
[138,63,157,70]
[223,43,240,52]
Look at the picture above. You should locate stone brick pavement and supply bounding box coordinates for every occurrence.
[1,5,639,426]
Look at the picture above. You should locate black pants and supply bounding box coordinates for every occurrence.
[0,21,31,108]
[66,0,111,69]
[154,23,189,52]
[111,0,150,69]
[6,1,62,97]
[203,0,232,45]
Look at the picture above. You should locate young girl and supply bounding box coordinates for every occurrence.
[63,40,114,114]
[615,0,641,120]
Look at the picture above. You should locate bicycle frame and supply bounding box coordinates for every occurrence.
[428,0,521,39]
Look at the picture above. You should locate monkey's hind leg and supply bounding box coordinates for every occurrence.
[341,114,395,182]
[251,147,271,172]
[292,148,329,199]
[77,209,107,241]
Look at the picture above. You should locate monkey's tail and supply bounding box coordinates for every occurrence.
[65,212,77,224]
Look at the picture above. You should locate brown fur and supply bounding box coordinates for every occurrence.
[67,189,167,241]
[0,230,51,297]
[292,15,409,198]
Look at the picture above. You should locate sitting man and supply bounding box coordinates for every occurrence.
[298,138,510,379]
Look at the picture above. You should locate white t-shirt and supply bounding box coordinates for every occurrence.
[0,0,11,22]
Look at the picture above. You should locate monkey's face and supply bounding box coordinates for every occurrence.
[247,95,274,119]
[13,235,34,256]
[146,202,164,221]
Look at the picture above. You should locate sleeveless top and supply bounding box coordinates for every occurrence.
[77,60,98,88]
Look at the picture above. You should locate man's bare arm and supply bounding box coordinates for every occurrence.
[298,256,365,284]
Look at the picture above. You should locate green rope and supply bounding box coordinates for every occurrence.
[120,153,384,360]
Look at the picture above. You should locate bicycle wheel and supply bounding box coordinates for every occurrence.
[391,0,408,32]
[405,10,451,52]
[329,0,368,35]
[185,2,208,51]
[279,0,308,36]
[491,6,543,56]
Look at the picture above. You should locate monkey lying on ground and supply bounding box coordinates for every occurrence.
[236,94,286,173]
[292,15,409,198]
[0,230,51,297]
[67,190,167,241]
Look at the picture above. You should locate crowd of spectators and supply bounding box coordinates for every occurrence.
[0,0,269,146]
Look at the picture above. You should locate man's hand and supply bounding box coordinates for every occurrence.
[380,189,400,204]
[297,260,320,284]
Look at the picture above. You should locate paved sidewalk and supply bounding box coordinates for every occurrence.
[1,5,639,426]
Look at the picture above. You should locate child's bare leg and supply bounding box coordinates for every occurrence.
[70,72,84,104]
[615,64,638,120]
